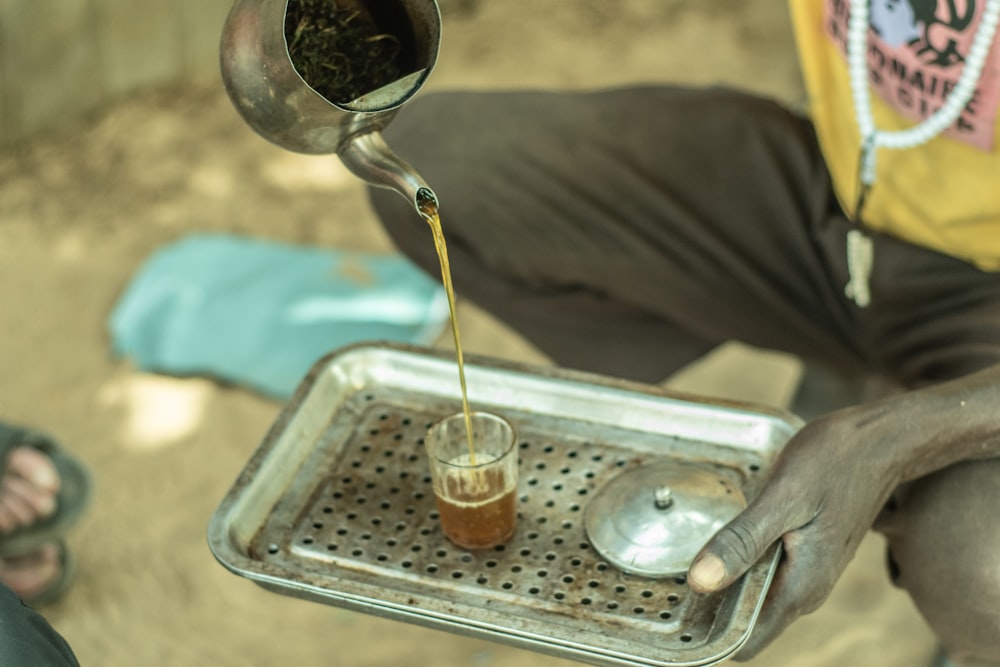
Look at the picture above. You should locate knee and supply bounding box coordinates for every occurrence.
[369,90,557,267]
[884,459,1000,661]
[381,90,500,171]
[367,91,486,249]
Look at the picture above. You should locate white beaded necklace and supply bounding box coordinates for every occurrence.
[844,0,1000,307]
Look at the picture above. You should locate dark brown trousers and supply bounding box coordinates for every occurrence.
[369,86,1000,662]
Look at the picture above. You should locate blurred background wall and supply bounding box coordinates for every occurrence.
[0,0,232,148]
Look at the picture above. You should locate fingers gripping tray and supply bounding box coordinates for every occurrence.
[208,342,798,666]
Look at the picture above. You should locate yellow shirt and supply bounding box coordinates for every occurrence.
[789,0,1000,269]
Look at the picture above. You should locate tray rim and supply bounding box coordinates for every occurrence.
[208,341,799,667]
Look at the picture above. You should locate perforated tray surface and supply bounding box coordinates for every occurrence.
[209,343,799,667]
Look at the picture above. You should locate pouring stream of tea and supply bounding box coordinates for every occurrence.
[418,197,477,465]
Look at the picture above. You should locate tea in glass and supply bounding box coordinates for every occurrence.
[425,411,518,550]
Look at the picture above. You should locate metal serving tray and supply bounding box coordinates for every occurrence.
[208,342,800,666]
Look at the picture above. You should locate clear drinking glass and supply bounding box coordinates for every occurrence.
[425,411,518,550]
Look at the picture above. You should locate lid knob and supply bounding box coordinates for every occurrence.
[654,486,674,510]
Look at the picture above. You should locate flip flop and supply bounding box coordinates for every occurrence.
[0,424,92,558]
[2,540,77,608]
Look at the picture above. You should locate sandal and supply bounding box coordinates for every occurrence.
[1,541,77,608]
[0,424,91,606]
[0,424,91,558]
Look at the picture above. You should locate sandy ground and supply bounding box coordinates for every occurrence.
[0,0,940,665]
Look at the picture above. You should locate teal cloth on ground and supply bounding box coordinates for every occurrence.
[108,233,449,399]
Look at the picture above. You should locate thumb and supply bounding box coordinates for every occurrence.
[688,502,788,594]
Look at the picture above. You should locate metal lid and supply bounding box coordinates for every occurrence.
[584,460,747,577]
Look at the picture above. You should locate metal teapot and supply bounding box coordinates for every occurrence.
[220,0,441,212]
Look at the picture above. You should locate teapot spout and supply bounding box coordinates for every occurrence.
[338,130,438,214]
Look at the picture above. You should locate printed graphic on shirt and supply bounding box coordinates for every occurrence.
[826,0,1000,150]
